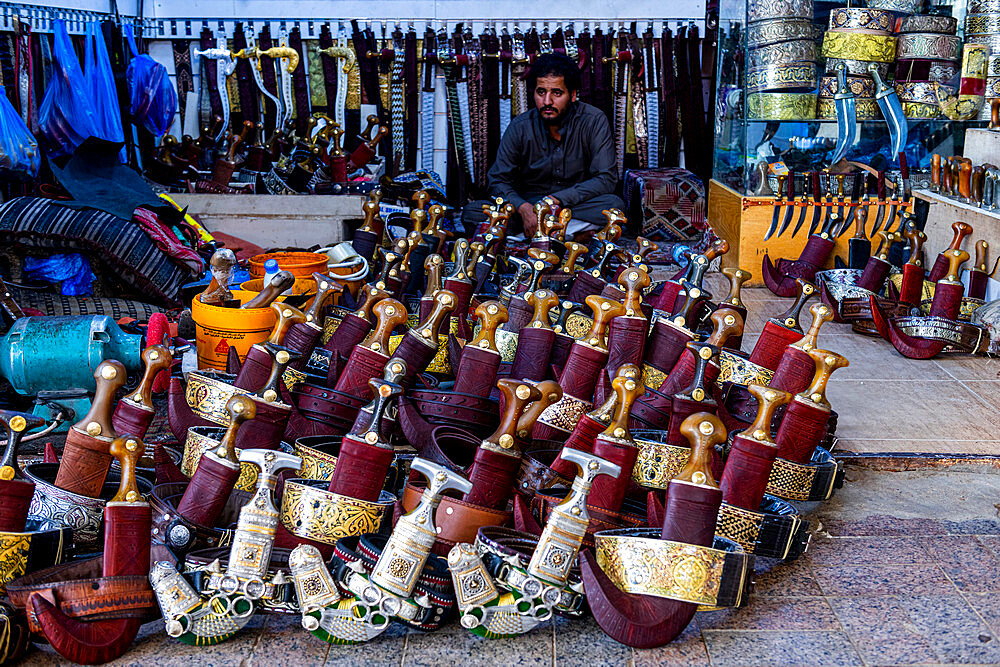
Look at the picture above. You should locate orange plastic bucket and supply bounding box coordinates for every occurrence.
[239,276,318,299]
[248,252,328,279]
[191,290,276,370]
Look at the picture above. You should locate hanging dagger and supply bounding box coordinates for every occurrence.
[763,173,786,241]
[194,33,237,143]
[869,63,907,165]
[829,63,856,167]
[775,170,799,238]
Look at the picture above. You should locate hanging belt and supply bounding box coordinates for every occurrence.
[592,29,611,129]
[196,27,220,128]
[0,32,15,95]
[454,30,476,185]
[391,29,406,171]
[578,31,592,104]
[676,25,694,172]
[15,20,31,127]
[660,26,679,167]
[404,28,418,171]
[539,27,552,54]
[499,31,513,138]
[352,20,378,108]
[643,30,660,169]
[289,27,310,136]
[318,24,338,117]
[629,32,648,170]
[420,28,437,172]
[611,32,632,179]
[233,24,258,126]
[511,29,527,118]
[465,29,486,189]
[483,29,501,165]
[256,27,279,137]
[687,25,707,180]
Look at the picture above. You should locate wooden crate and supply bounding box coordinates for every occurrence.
[708,179,912,286]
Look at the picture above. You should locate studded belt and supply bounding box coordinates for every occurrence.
[149,482,238,566]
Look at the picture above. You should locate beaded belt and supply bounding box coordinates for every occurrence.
[331,534,456,631]
[594,530,753,609]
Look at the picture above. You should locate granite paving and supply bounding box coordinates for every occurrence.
[17,280,1000,666]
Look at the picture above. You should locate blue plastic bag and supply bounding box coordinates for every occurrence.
[84,21,125,162]
[24,253,95,296]
[124,24,176,137]
[38,19,102,159]
[0,84,40,178]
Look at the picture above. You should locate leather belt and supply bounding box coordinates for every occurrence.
[891,315,990,354]
[660,27,679,167]
[404,29,419,171]
[257,27,280,136]
[531,489,647,547]
[198,27,221,126]
[498,31,512,147]
[332,534,455,630]
[474,526,584,615]
[233,23,258,125]
[0,519,72,596]
[7,557,156,634]
[577,30,593,104]
[172,39,195,126]
[767,446,844,502]
[716,496,811,561]
[149,482,237,565]
[512,29,528,117]
[630,33,648,170]
[289,27,310,136]
[516,450,572,497]
[454,30,476,185]
[319,24,339,119]
[466,30,487,190]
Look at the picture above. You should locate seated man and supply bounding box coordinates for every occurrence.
[461,53,626,240]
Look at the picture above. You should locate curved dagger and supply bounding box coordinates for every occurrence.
[829,63,856,167]
[869,63,907,162]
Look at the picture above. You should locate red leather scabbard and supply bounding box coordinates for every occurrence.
[927,252,950,283]
[769,346,815,395]
[666,396,714,447]
[597,316,649,401]
[0,478,34,532]
[587,436,639,516]
[550,332,575,372]
[444,278,474,339]
[748,321,803,371]
[321,313,372,359]
[503,297,533,332]
[657,350,721,399]
[233,344,273,392]
[857,256,892,292]
[788,235,835,279]
[899,263,925,306]
[719,435,778,512]
[454,346,502,397]
[775,398,830,464]
[284,322,324,370]
[928,281,964,320]
[175,454,241,527]
[352,230,380,263]
[662,479,722,545]
[463,448,521,509]
[326,435,394,502]
[111,402,155,441]
[559,342,609,401]
[392,334,439,384]
[550,413,605,478]
[568,270,607,304]
[645,320,693,377]
[103,504,152,578]
[334,346,389,399]
[651,281,683,314]
[234,400,288,450]
[510,327,555,382]
[54,429,113,499]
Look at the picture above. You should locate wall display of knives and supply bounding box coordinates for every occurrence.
[0,7,716,199]
[928,153,1000,211]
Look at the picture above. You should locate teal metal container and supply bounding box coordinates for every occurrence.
[0,316,143,395]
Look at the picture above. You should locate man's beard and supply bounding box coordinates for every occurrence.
[538,105,568,125]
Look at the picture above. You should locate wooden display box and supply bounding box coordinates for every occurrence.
[708,179,912,286]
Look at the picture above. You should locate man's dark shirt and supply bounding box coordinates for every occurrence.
[487,101,617,211]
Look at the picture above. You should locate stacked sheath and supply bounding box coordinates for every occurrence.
[745,0,818,120]
[894,15,962,119]
[966,0,1000,119]
[819,8,896,119]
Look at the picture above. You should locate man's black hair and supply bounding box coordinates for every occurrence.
[526,53,581,94]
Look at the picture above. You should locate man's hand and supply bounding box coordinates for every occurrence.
[518,202,538,237]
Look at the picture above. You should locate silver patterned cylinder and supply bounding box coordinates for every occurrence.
[747,19,816,47]
[895,15,958,34]
[748,0,813,23]
[866,0,921,13]
[965,13,1000,36]
[896,33,962,61]
[825,57,891,78]
[748,40,818,69]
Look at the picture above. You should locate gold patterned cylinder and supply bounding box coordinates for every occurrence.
[632,437,693,490]
[821,31,896,62]
[747,92,817,120]
[901,101,941,118]
[828,7,894,33]
[817,97,881,119]
[746,63,818,92]
[280,480,393,546]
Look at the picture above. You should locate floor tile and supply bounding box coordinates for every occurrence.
[825,380,1000,443]
[819,335,951,381]
[829,596,938,666]
[964,592,1000,635]
[703,630,864,666]
[900,594,1000,665]
[552,614,631,666]
[834,438,1000,455]
[752,557,823,597]
[933,354,1000,382]
[696,596,838,631]
[921,536,1000,592]
[405,617,553,667]
[253,615,330,666]
[323,619,407,666]
[818,515,950,537]
[632,617,710,667]
[812,564,957,596]
[953,380,1000,414]
[806,536,931,566]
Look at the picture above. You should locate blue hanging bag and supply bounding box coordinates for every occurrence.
[38,19,102,159]
[124,23,177,137]
[0,84,40,178]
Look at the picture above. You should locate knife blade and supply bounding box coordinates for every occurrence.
[796,171,820,239]
[876,174,898,235]
[776,170,798,238]
[830,63,857,167]
[838,172,864,238]
[834,174,846,224]
[811,172,831,237]
[764,173,787,241]
[869,63,908,162]
[790,172,813,238]
[847,183,871,270]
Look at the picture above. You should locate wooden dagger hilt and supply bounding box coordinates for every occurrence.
[426,204,446,237]
[703,239,730,263]
[361,298,408,353]
[852,205,868,240]
[636,236,658,259]
[304,273,343,324]
[268,302,307,345]
[424,254,445,296]
[743,384,792,444]
[669,280,709,331]
[583,295,627,351]
[704,308,745,349]
[77,361,127,439]
[775,279,815,330]
[791,303,833,352]
[359,199,381,233]
[215,395,256,464]
[243,270,294,309]
[905,224,927,266]
[553,300,582,335]
[258,342,301,403]
[410,208,428,236]
[123,345,172,410]
[516,380,563,440]
[597,369,644,443]
[486,380,542,453]
[618,266,651,317]
[875,231,896,261]
[678,342,718,404]
[676,413,726,488]
[108,436,145,504]
[975,240,989,273]
[412,189,430,212]
[942,248,970,284]
[468,301,508,353]
[412,289,457,342]
[722,268,751,307]
[466,242,486,277]
[948,221,973,252]
[801,348,849,410]
[0,410,45,478]
[354,285,391,320]
[449,240,472,281]
[527,289,559,329]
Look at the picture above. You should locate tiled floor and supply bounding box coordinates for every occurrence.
[18,276,1000,666]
